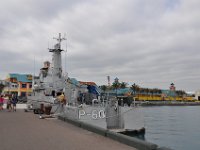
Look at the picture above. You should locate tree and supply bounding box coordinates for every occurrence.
[144,88,150,95]
[112,82,119,89]
[120,82,128,89]
[100,85,107,93]
[157,89,162,95]
[140,88,145,94]
[152,88,158,96]
[176,90,186,97]
[112,79,120,97]
[130,84,140,96]
[149,89,153,97]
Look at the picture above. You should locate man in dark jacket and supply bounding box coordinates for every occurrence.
[11,94,18,112]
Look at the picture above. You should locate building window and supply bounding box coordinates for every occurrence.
[22,84,27,88]
[29,84,32,88]
[11,84,18,88]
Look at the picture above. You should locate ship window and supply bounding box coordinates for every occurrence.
[22,84,27,88]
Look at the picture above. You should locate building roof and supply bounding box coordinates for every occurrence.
[107,88,131,96]
[79,81,96,86]
[8,73,32,83]
[69,78,80,86]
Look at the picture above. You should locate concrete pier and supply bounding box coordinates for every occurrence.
[0,110,137,150]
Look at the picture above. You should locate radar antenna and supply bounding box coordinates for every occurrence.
[53,33,66,47]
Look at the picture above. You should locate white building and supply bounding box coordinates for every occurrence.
[195,90,200,100]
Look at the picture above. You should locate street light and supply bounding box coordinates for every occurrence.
[133,83,136,107]
[133,83,136,97]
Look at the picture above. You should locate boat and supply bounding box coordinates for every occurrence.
[26,33,145,137]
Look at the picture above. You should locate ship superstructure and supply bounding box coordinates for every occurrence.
[28,33,100,111]
[28,33,71,109]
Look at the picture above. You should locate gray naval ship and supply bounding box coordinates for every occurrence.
[27,33,145,137]
[27,33,102,115]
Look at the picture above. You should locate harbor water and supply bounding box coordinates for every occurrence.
[79,106,200,150]
[141,106,200,150]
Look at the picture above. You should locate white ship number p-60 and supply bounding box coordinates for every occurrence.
[78,109,106,119]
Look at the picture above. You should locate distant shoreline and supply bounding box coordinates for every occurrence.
[136,101,200,106]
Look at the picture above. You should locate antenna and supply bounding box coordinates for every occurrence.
[53,33,66,43]
[64,34,67,75]
[52,33,66,50]
[34,55,35,76]
[33,55,35,88]
[48,40,49,50]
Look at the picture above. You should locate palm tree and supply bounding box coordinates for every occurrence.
[158,89,162,95]
[152,88,159,96]
[130,84,136,96]
[120,82,127,89]
[100,85,107,93]
[130,84,140,96]
[176,90,186,97]
[145,88,150,96]
[140,88,145,95]
[112,82,120,89]
[112,80,120,97]
[149,89,153,97]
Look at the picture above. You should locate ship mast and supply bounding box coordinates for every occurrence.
[49,33,66,77]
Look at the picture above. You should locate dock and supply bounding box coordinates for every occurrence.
[0,110,137,150]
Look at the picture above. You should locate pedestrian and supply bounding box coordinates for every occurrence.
[0,95,4,110]
[7,96,12,112]
[57,93,66,113]
[11,94,18,112]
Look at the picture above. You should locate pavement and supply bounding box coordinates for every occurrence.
[3,103,27,109]
[0,109,137,150]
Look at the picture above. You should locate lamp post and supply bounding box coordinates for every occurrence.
[114,77,119,98]
[133,83,136,107]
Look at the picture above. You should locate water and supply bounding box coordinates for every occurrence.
[78,106,200,150]
[140,106,200,150]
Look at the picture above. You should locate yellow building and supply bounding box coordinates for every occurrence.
[3,73,32,97]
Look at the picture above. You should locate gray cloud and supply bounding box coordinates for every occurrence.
[0,0,200,92]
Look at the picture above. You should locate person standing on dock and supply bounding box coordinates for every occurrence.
[57,93,66,105]
[7,96,12,112]
[0,95,4,110]
[56,93,66,113]
[11,94,18,112]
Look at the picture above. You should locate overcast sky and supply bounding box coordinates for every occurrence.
[0,0,200,92]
